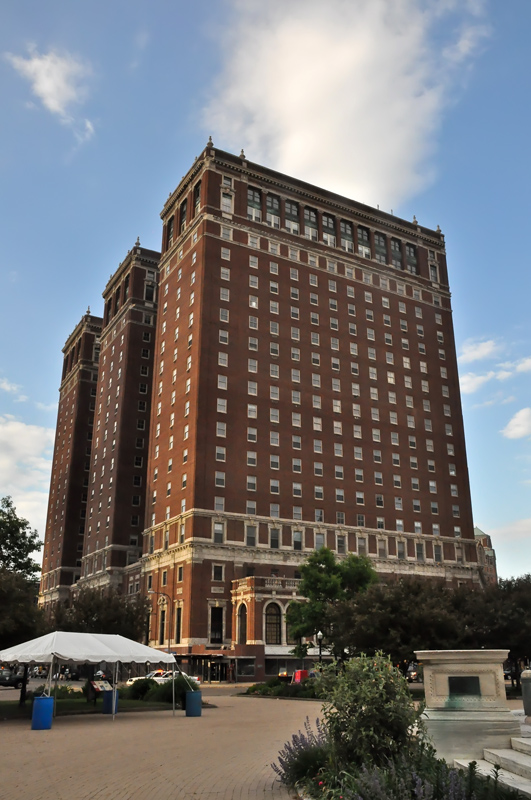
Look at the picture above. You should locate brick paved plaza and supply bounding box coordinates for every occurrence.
[0,691,319,800]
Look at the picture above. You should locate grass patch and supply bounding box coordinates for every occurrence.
[0,697,172,721]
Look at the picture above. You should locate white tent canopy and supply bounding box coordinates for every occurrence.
[0,631,175,666]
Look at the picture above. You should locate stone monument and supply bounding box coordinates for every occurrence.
[416,649,520,762]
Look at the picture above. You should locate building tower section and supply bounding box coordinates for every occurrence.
[40,312,102,607]
[78,241,160,591]
[141,142,481,681]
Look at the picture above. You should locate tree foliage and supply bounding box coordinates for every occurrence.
[287,548,377,657]
[318,654,424,769]
[321,575,531,665]
[0,569,45,650]
[51,587,150,642]
[0,496,42,580]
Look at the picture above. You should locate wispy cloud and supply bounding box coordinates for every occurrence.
[459,347,531,394]
[35,401,58,413]
[458,339,499,364]
[5,46,94,143]
[0,415,54,543]
[501,408,531,440]
[0,376,28,403]
[130,30,151,71]
[460,371,495,394]
[203,0,490,207]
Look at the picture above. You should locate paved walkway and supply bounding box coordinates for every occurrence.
[0,692,320,800]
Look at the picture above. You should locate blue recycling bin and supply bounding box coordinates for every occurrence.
[32,696,54,730]
[185,690,202,717]
[102,690,118,714]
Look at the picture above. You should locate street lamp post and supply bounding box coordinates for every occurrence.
[317,630,323,666]
[148,589,172,654]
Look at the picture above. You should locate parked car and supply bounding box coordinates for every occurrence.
[407,663,421,683]
[0,668,24,689]
[125,669,165,686]
[153,670,200,686]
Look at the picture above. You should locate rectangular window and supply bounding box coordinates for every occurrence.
[270,527,280,548]
[246,525,257,547]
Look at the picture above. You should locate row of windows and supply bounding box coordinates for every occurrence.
[216,424,457,458]
[221,259,440,309]
[242,187,423,271]
[216,402,454,437]
[219,230,442,295]
[211,520,463,549]
[213,470,459,509]
[216,447,457,480]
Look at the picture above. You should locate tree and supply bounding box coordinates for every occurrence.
[52,587,151,642]
[0,497,45,661]
[287,548,377,658]
[329,577,465,663]
[0,570,45,651]
[0,496,42,579]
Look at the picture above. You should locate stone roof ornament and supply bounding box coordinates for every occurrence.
[208,135,213,147]
[413,215,418,225]
[240,149,246,159]
[437,225,441,233]
[135,236,140,246]
[86,306,91,315]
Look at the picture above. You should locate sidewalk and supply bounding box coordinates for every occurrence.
[0,693,319,800]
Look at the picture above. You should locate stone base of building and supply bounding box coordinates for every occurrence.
[422,709,521,762]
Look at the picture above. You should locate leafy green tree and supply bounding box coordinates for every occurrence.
[329,577,465,662]
[52,587,150,642]
[0,570,45,650]
[0,496,42,579]
[287,548,377,658]
[0,497,45,658]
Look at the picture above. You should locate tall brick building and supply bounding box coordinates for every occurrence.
[40,142,483,681]
[77,242,160,591]
[40,312,102,605]
[142,142,481,682]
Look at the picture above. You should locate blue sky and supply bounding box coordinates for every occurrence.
[1,0,530,578]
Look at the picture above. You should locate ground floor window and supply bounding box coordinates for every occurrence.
[237,659,255,677]
[265,603,281,644]
[210,606,223,644]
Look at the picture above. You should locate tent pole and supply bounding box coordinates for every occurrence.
[53,662,59,717]
[172,662,175,717]
[47,656,53,698]
[112,662,118,721]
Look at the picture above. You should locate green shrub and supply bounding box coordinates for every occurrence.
[317,653,424,770]
[31,684,80,699]
[273,717,331,789]
[122,678,157,700]
[144,676,199,704]
[296,752,525,800]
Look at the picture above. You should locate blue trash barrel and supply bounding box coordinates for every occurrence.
[32,696,54,730]
[185,690,202,717]
[102,691,118,714]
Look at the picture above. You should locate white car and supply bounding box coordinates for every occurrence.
[125,670,165,686]
[152,670,200,686]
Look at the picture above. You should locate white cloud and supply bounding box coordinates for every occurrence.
[5,46,94,142]
[501,408,531,440]
[0,415,54,544]
[460,371,495,394]
[495,370,513,381]
[458,339,498,364]
[35,401,58,413]
[0,376,28,403]
[515,357,531,373]
[203,0,489,206]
